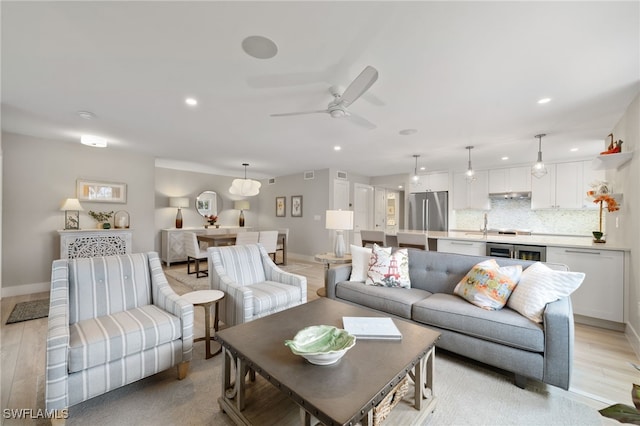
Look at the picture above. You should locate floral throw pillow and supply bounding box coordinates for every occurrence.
[365,244,410,288]
[454,259,522,310]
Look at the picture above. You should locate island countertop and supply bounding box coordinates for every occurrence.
[386,230,630,251]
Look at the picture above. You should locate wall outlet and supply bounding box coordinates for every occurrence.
[616,217,619,228]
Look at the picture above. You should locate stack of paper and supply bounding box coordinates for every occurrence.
[342,316,402,340]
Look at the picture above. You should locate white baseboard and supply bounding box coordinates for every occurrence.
[1,282,50,299]
[626,322,640,359]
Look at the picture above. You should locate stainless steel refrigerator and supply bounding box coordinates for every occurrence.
[408,191,448,231]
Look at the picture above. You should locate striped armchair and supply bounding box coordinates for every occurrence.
[208,243,307,326]
[45,252,193,412]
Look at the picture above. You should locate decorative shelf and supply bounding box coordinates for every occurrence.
[592,152,633,170]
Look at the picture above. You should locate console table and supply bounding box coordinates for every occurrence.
[58,229,133,259]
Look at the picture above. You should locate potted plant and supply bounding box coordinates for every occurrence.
[586,181,620,243]
[599,362,640,424]
[88,210,114,229]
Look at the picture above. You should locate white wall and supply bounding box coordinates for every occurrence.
[605,94,639,354]
[1,132,155,296]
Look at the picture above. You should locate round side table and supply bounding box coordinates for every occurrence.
[314,253,353,297]
[181,290,225,359]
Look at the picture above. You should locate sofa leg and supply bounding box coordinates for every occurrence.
[177,361,190,380]
[514,374,527,389]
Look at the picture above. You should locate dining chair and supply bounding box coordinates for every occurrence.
[235,231,259,246]
[184,232,209,278]
[360,230,386,247]
[275,228,289,265]
[396,232,429,250]
[258,230,279,261]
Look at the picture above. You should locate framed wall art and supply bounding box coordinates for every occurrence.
[276,196,286,217]
[77,179,127,203]
[291,195,303,217]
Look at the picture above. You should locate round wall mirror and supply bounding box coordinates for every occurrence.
[195,191,218,217]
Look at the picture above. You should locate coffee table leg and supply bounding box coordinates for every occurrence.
[236,356,247,411]
[413,347,436,411]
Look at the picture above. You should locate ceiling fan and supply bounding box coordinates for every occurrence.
[270,65,379,129]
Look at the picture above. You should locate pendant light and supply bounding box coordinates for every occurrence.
[465,146,476,183]
[229,163,261,196]
[411,154,420,182]
[531,134,548,178]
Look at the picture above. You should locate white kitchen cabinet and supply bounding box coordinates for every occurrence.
[531,161,592,210]
[409,172,449,193]
[581,160,606,209]
[546,246,624,323]
[437,239,486,256]
[489,167,531,193]
[453,170,490,210]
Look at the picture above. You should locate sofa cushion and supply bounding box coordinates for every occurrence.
[365,245,410,288]
[249,281,302,316]
[453,259,522,310]
[412,293,544,352]
[507,262,585,323]
[336,281,431,319]
[69,304,182,373]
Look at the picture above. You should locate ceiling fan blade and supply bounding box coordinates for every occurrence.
[339,66,379,107]
[346,111,377,130]
[270,110,328,117]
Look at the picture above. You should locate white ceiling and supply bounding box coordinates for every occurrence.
[2,1,639,182]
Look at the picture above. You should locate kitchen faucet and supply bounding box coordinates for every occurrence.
[482,212,488,237]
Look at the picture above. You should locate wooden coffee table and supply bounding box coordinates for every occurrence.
[215,298,439,425]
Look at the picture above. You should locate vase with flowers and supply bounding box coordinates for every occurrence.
[587,181,619,243]
[205,215,219,228]
[88,210,114,229]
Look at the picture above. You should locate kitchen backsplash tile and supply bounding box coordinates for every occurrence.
[454,198,599,236]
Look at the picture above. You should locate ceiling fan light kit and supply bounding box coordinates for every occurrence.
[229,163,261,197]
[531,134,548,179]
[270,65,379,130]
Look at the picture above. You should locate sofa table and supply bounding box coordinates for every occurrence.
[181,290,224,359]
[314,252,352,297]
[215,298,439,426]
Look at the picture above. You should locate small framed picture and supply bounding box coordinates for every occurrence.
[276,196,286,217]
[291,195,303,217]
[64,211,80,230]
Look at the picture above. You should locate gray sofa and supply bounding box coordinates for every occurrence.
[326,249,574,390]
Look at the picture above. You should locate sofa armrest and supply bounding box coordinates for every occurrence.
[326,264,353,299]
[45,260,71,411]
[149,252,194,362]
[542,296,574,390]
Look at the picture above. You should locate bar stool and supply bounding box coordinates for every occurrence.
[181,290,225,359]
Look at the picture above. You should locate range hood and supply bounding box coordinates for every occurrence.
[488,192,531,199]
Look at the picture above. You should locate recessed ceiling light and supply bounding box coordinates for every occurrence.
[570,147,579,152]
[334,146,341,151]
[77,111,96,120]
[81,135,107,148]
[242,35,278,59]
[419,166,426,171]
[185,98,198,106]
[399,129,418,135]
[537,97,552,104]
[501,156,509,160]
[398,185,403,189]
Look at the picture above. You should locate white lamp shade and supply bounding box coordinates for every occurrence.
[60,198,84,211]
[234,200,250,210]
[169,197,189,208]
[229,178,261,196]
[325,210,354,230]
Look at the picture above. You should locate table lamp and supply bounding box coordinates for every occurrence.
[234,200,250,227]
[169,197,189,229]
[325,210,354,258]
[60,198,83,230]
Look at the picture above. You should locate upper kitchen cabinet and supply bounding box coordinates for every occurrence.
[531,161,595,209]
[453,170,490,210]
[488,167,531,194]
[409,172,449,193]
[581,160,605,209]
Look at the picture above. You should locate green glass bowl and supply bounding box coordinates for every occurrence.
[285,325,356,365]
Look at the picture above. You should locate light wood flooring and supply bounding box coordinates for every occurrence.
[1,257,638,425]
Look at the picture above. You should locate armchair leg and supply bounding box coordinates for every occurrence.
[177,361,190,380]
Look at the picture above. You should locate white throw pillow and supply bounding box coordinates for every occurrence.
[349,245,372,281]
[507,262,585,323]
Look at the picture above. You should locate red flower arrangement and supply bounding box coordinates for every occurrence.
[206,215,218,225]
[587,182,619,237]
